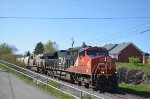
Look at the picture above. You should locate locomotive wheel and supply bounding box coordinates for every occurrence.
[47,71,50,76]
[52,71,55,77]
[91,86,98,91]
[39,68,42,73]
[70,73,75,83]
[84,83,89,88]
[37,67,40,73]
[97,77,104,92]
[37,67,43,73]
[78,81,82,86]
[42,67,47,74]
[112,76,118,90]
[26,66,31,69]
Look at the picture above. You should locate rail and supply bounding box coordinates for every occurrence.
[0,60,105,99]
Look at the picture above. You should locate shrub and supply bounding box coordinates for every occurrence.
[129,56,140,66]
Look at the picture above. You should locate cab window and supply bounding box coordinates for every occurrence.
[87,50,108,57]
[79,51,85,57]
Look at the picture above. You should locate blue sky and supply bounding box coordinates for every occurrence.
[0,0,150,54]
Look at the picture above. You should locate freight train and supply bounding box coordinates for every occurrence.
[19,46,118,92]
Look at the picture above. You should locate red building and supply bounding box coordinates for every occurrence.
[103,42,143,63]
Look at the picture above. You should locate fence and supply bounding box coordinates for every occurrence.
[0,60,105,99]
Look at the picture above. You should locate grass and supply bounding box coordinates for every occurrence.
[119,82,150,98]
[38,83,74,99]
[116,62,150,74]
[82,95,92,99]
[48,80,60,88]
[0,64,74,99]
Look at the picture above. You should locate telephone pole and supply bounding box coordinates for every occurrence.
[71,37,74,49]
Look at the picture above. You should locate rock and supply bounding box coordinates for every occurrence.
[118,68,127,82]
[146,74,150,81]
[117,68,148,85]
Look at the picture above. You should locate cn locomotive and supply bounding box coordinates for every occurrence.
[19,46,118,91]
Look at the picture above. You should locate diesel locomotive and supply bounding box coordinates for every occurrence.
[19,46,118,91]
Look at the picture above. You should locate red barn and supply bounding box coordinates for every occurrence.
[103,42,143,63]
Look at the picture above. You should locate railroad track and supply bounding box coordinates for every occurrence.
[31,68,144,99]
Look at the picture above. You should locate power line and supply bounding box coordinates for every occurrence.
[88,29,150,45]
[75,22,150,46]
[1,16,150,20]
[62,22,150,48]
[1,16,150,49]
[88,26,150,45]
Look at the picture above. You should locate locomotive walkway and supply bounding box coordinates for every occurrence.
[0,68,55,99]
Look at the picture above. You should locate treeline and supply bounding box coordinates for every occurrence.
[32,41,87,55]
[0,40,59,66]
[0,40,86,63]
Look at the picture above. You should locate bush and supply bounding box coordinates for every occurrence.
[129,56,140,66]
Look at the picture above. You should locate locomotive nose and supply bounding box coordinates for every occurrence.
[91,56,116,75]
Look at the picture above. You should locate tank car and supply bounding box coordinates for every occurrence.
[19,54,46,72]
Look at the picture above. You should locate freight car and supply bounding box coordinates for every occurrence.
[20,47,118,91]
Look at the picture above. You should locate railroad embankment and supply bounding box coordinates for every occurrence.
[117,62,150,98]
[118,67,150,85]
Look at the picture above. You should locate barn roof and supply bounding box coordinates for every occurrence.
[103,42,143,54]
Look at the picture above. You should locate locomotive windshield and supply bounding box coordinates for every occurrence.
[87,50,108,57]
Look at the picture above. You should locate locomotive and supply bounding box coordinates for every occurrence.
[19,46,118,91]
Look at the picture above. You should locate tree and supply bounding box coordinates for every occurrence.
[44,40,59,54]
[25,51,30,56]
[0,43,18,63]
[82,42,87,48]
[34,42,44,55]
[0,43,17,55]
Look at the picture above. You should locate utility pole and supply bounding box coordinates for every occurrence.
[71,37,74,66]
[71,37,74,49]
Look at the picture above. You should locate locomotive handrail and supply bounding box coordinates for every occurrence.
[0,60,105,99]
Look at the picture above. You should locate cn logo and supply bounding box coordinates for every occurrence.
[98,63,106,70]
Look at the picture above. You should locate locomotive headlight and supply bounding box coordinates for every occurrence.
[115,71,118,74]
[104,57,107,62]
[101,71,105,74]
